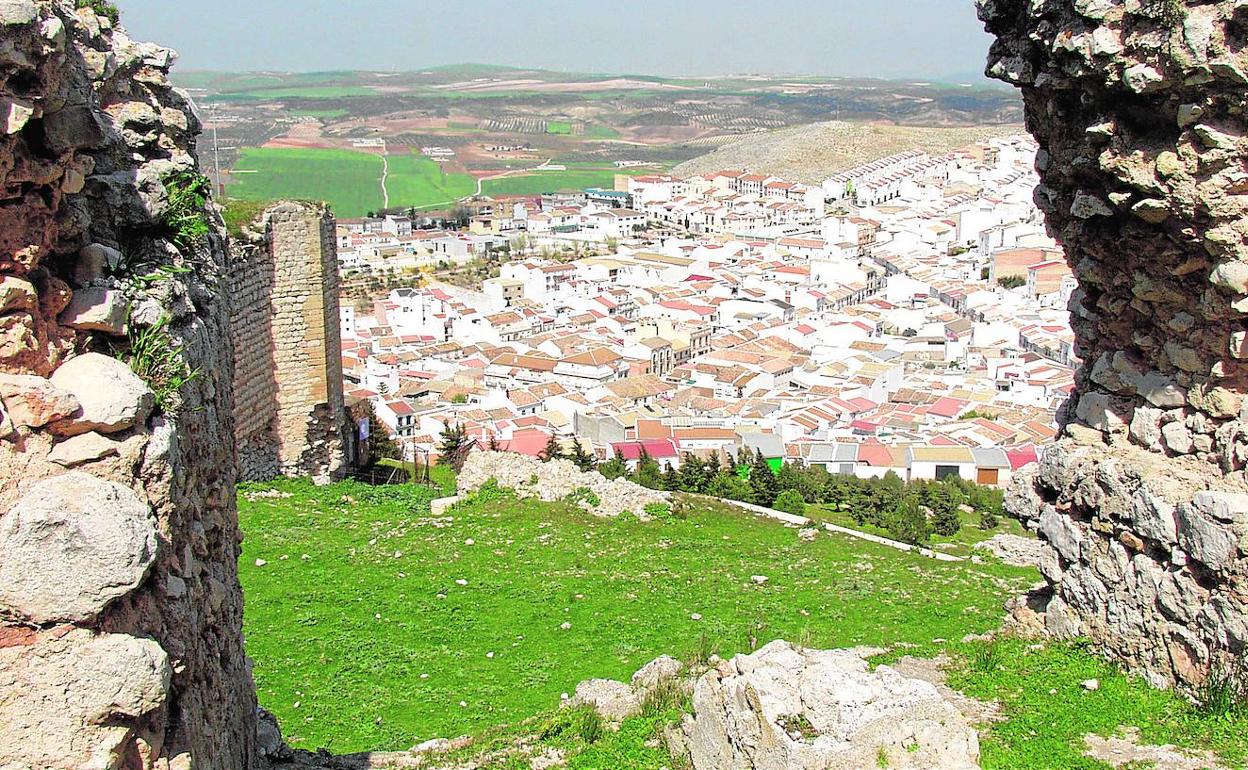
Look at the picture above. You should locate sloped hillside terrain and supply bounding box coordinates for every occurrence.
[673,120,1025,183]
[238,480,1248,769]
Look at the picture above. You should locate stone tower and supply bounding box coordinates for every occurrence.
[230,201,348,482]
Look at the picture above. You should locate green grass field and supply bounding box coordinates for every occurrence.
[481,169,643,197]
[386,154,477,211]
[546,121,573,135]
[227,149,476,217]
[239,479,1037,754]
[228,148,384,217]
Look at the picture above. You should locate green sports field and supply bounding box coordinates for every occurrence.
[227,148,476,217]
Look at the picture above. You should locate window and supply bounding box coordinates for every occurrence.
[934,465,961,480]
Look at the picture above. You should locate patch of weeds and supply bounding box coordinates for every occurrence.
[640,678,688,719]
[777,712,818,740]
[692,632,714,666]
[876,745,890,768]
[969,641,1001,673]
[161,171,213,253]
[563,487,601,508]
[124,315,198,417]
[539,705,602,745]
[468,479,514,505]
[1194,659,1248,719]
[220,198,268,239]
[75,0,119,25]
[947,638,1248,769]
[644,502,674,520]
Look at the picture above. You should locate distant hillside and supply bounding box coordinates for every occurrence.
[674,120,1025,184]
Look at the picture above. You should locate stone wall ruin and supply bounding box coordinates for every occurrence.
[981,0,1248,687]
[228,202,348,483]
[0,2,256,767]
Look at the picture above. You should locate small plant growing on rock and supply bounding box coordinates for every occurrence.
[640,677,688,718]
[1195,659,1247,718]
[125,315,198,417]
[564,487,601,509]
[75,0,119,25]
[778,713,819,740]
[161,171,213,253]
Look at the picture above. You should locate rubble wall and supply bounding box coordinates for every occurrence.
[0,2,256,767]
[229,202,347,482]
[981,0,1248,686]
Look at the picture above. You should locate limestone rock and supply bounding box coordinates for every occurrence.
[674,641,980,770]
[0,373,80,428]
[570,678,641,724]
[0,629,171,768]
[0,275,37,313]
[59,286,129,333]
[973,533,1047,567]
[48,430,120,466]
[631,654,684,691]
[0,472,158,623]
[458,451,670,519]
[49,352,154,435]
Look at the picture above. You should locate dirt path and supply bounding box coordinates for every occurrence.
[380,146,391,209]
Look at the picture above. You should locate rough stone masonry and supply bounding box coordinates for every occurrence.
[229,202,348,483]
[0,2,256,768]
[981,0,1248,687]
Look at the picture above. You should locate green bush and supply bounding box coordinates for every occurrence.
[773,489,807,517]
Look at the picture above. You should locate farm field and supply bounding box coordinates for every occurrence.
[238,478,1038,754]
[226,148,476,217]
[481,168,647,197]
[385,154,477,211]
[227,147,384,218]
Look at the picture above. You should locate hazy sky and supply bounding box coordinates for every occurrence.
[117,0,995,81]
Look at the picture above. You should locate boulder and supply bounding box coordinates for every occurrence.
[673,641,980,770]
[569,678,641,724]
[48,431,120,466]
[48,352,154,435]
[0,373,80,428]
[631,654,684,691]
[0,629,171,768]
[58,287,129,334]
[0,472,159,623]
[973,533,1047,567]
[0,275,37,313]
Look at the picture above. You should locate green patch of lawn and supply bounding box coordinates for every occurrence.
[227,147,383,218]
[385,153,477,211]
[546,121,573,135]
[239,479,1036,754]
[949,638,1248,769]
